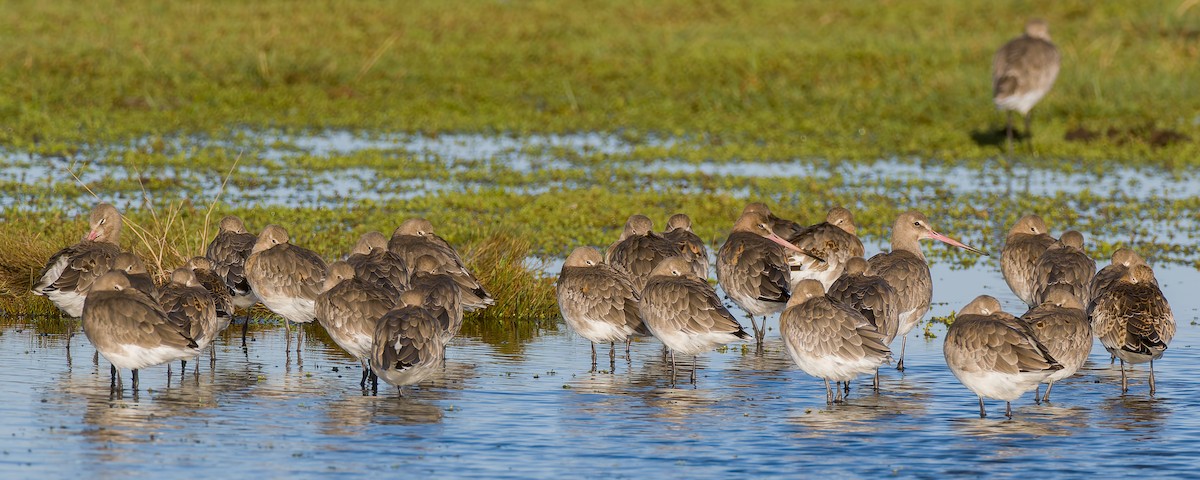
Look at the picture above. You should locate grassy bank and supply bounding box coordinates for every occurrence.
[0,0,1196,163]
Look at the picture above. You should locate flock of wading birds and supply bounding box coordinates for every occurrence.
[31,198,1173,418]
[26,20,1153,416]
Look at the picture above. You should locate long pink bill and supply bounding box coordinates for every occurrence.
[766,233,806,253]
[85,230,100,241]
[928,231,989,256]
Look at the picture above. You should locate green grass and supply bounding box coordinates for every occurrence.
[0,0,1196,163]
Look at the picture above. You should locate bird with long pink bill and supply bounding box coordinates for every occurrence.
[716,205,808,346]
[867,211,988,371]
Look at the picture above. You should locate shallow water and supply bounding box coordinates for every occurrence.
[2,259,1197,477]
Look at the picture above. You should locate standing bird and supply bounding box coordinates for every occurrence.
[244,225,328,349]
[740,203,807,244]
[662,213,710,280]
[206,215,259,346]
[1000,214,1056,308]
[1020,285,1091,403]
[159,267,220,372]
[556,247,649,367]
[993,18,1061,151]
[787,207,866,291]
[641,257,750,384]
[82,271,199,391]
[186,257,235,334]
[346,231,409,298]
[780,279,891,403]
[316,261,396,387]
[716,208,805,345]
[407,255,466,347]
[868,211,988,370]
[827,257,900,390]
[1090,264,1174,395]
[33,202,123,318]
[1032,230,1096,307]
[370,290,445,395]
[110,252,160,301]
[606,214,679,292]
[1089,248,1152,306]
[944,295,1062,418]
[388,218,494,311]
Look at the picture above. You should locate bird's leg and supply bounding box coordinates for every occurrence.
[360,361,369,387]
[93,350,99,366]
[844,380,851,396]
[110,364,117,389]
[1043,382,1055,403]
[1150,359,1156,397]
[625,338,632,357]
[690,355,697,384]
[1023,112,1033,145]
[896,336,907,371]
[1005,402,1012,418]
[873,369,880,392]
[241,315,250,349]
[1005,110,1014,154]
[132,369,140,391]
[670,351,677,386]
[210,343,217,368]
[590,343,597,371]
[747,314,762,346]
[824,379,833,404]
[181,359,188,377]
[1034,384,1041,405]
[609,342,616,365]
[979,397,986,418]
[1120,359,1127,394]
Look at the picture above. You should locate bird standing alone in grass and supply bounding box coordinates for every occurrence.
[993,19,1060,151]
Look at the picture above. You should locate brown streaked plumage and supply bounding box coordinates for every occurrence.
[662,213,710,280]
[186,257,235,333]
[370,290,445,395]
[159,267,219,374]
[407,255,466,347]
[642,257,750,384]
[780,279,890,403]
[828,257,900,346]
[205,215,260,309]
[33,202,123,318]
[245,225,329,347]
[943,295,1061,418]
[1000,214,1056,307]
[1020,285,1091,403]
[741,202,807,244]
[993,18,1061,149]
[82,271,199,390]
[387,218,494,311]
[605,214,679,292]
[868,211,988,370]
[111,252,159,302]
[556,247,648,367]
[1032,230,1096,307]
[346,231,409,298]
[316,261,397,387]
[787,207,866,291]
[1090,264,1174,395]
[1088,248,1152,312]
[716,208,805,345]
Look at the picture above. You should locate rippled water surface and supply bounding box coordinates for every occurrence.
[2,259,1198,477]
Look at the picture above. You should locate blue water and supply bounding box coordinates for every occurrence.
[1,259,1197,477]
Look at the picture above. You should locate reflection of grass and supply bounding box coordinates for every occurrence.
[1,1,1196,162]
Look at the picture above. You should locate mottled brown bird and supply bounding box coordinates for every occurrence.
[346,231,409,298]
[606,214,679,292]
[1090,264,1174,395]
[1031,230,1095,307]
[868,211,987,370]
[370,290,445,395]
[944,295,1061,418]
[206,215,260,309]
[642,257,749,384]
[827,256,900,390]
[1020,285,1090,403]
[716,207,805,345]
[787,207,866,291]
[780,279,890,403]
[82,271,199,391]
[186,257,235,334]
[1089,248,1153,311]
[1000,214,1056,308]
[556,247,648,367]
[316,261,396,387]
[159,267,219,372]
[245,224,328,348]
[662,213,710,281]
[740,202,807,244]
[407,255,467,347]
[993,18,1060,150]
[34,202,123,318]
[111,252,160,302]
[388,218,494,311]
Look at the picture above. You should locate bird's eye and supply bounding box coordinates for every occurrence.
[913,221,921,227]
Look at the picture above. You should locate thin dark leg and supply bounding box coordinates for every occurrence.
[132,369,140,391]
[670,351,677,385]
[1005,110,1014,153]
[590,343,597,369]
[609,342,616,363]
[241,316,250,348]
[625,338,632,356]
[824,379,833,404]
[371,374,379,395]
[1042,382,1054,403]
[181,359,187,375]
[1034,384,1041,405]
[873,369,880,392]
[93,350,99,366]
[110,364,118,388]
[690,355,697,384]
[1150,359,1156,396]
[896,336,907,371]
[747,315,762,346]
[979,397,986,418]
[1120,358,1127,394]
[1005,401,1012,418]
[844,380,851,396]
[210,343,217,368]
[360,361,369,387]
